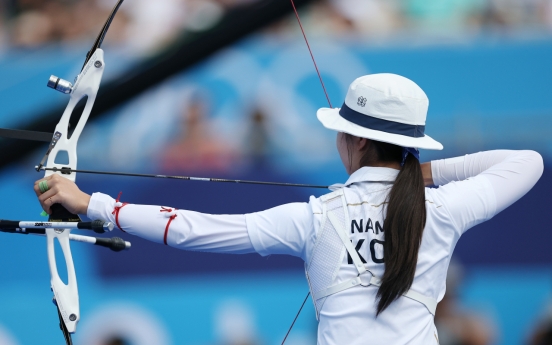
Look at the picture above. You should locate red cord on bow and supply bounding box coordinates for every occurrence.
[111,191,129,232]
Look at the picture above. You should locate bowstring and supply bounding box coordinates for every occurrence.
[289,0,333,108]
[281,292,310,345]
[281,1,332,343]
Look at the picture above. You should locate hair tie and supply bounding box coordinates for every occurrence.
[401,147,420,167]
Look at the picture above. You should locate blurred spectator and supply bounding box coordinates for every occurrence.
[403,0,485,33]
[329,0,403,36]
[271,0,552,39]
[160,95,240,173]
[3,0,236,53]
[435,260,496,345]
[545,0,552,29]
[183,0,224,33]
[101,0,188,54]
[245,109,270,168]
[286,1,354,37]
[9,0,112,47]
[3,0,552,53]
[10,7,53,47]
[528,303,552,345]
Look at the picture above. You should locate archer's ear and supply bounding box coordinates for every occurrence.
[358,137,369,150]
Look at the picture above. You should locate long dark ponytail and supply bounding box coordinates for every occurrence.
[344,134,426,315]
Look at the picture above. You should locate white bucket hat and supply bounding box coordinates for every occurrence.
[317,73,443,150]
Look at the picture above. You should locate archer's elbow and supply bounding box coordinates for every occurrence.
[522,150,544,184]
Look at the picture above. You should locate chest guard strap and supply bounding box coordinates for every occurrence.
[316,206,438,316]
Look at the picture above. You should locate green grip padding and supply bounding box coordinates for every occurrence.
[40,211,48,217]
[39,180,49,193]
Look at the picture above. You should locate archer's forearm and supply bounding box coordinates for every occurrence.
[87,193,255,253]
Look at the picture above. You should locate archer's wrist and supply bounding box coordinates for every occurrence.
[78,193,92,215]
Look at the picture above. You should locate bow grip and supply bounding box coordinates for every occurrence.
[49,204,81,223]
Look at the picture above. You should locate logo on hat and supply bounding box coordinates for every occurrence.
[357,96,367,107]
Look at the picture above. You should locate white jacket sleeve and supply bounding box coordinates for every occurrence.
[245,201,315,260]
[87,193,255,254]
[430,150,543,233]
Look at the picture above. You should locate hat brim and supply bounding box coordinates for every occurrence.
[317,107,443,150]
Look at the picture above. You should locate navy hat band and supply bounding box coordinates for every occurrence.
[339,103,425,138]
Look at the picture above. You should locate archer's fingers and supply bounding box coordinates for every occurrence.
[42,195,57,215]
[37,188,57,214]
[34,174,54,185]
[38,187,56,203]
[43,194,62,215]
[33,183,41,197]
[34,177,47,196]
[34,179,48,197]
[34,175,56,196]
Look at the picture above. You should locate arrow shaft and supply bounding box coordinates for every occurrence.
[38,167,329,189]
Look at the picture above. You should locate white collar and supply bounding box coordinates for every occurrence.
[329,166,398,191]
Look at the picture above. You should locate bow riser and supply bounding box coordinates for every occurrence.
[45,49,105,182]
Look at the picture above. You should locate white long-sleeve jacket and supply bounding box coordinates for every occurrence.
[87,150,543,345]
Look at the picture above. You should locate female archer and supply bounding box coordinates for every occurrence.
[34,73,543,344]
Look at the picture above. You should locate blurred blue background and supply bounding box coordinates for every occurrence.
[1,0,551,344]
